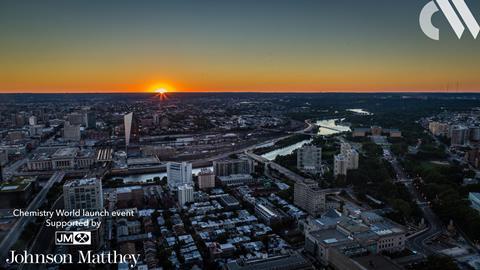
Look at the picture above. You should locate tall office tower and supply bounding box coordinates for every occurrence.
[28,116,37,126]
[198,168,215,189]
[450,125,468,146]
[67,112,85,125]
[85,112,96,129]
[177,184,194,206]
[167,162,193,190]
[294,179,326,217]
[63,122,81,141]
[297,144,322,173]
[334,154,348,177]
[63,178,103,211]
[124,112,140,147]
[213,157,253,176]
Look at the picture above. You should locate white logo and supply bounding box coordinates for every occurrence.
[55,231,91,245]
[420,0,480,40]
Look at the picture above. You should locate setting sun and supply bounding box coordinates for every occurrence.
[155,88,167,94]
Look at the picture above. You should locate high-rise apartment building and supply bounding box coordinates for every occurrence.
[63,178,103,211]
[167,162,193,190]
[450,125,468,146]
[297,144,322,173]
[334,155,348,177]
[213,157,253,176]
[334,143,359,177]
[294,179,326,217]
[197,168,215,189]
[177,184,194,206]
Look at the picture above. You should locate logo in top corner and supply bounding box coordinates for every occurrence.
[420,0,480,40]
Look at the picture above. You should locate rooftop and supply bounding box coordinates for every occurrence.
[64,177,100,188]
[52,147,78,158]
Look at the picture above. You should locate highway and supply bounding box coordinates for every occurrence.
[0,171,65,264]
[2,158,28,178]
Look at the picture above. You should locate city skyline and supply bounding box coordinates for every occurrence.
[2,0,480,93]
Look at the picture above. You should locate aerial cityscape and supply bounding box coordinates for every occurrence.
[0,93,479,270]
[2,0,480,269]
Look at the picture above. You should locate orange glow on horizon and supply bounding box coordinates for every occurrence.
[147,82,176,93]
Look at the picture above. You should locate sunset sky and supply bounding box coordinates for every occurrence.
[1,0,480,93]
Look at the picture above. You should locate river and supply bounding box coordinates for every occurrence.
[261,118,350,160]
[118,118,350,182]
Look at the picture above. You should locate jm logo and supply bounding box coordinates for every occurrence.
[55,231,91,245]
[420,0,480,40]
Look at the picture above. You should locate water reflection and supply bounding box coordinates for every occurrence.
[316,119,351,136]
[116,167,212,183]
[347,108,372,115]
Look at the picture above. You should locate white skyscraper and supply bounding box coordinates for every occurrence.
[177,184,194,206]
[167,162,193,190]
[63,178,103,211]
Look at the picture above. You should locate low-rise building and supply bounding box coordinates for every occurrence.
[218,174,254,187]
[224,251,312,270]
[27,147,95,171]
[305,211,406,269]
[254,198,288,225]
[63,177,103,211]
[0,177,35,209]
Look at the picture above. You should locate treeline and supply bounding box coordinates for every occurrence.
[347,142,422,224]
[404,158,480,242]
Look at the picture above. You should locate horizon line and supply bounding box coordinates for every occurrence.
[1,90,480,94]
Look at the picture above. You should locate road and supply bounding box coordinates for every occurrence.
[0,171,65,263]
[382,145,444,256]
[20,195,64,270]
[2,158,28,178]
